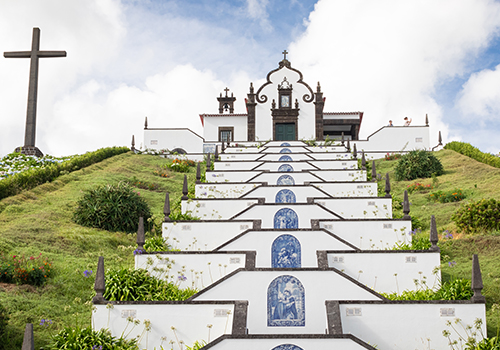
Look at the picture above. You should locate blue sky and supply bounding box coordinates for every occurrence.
[1,0,500,157]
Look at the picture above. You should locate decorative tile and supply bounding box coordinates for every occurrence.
[275,189,296,203]
[278,155,293,162]
[280,142,291,147]
[278,164,294,172]
[272,234,301,268]
[274,208,299,229]
[203,144,216,154]
[280,148,292,153]
[276,175,295,186]
[271,345,304,350]
[267,275,305,326]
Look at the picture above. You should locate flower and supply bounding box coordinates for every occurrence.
[39,319,52,327]
[133,249,143,255]
[448,261,457,267]
[83,270,93,278]
[178,274,187,281]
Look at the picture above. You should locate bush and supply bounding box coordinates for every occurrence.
[73,183,151,233]
[168,158,195,173]
[444,141,500,169]
[0,252,52,286]
[453,198,500,233]
[429,188,466,203]
[407,182,433,194]
[381,278,472,300]
[0,302,8,346]
[104,268,197,301]
[0,147,129,200]
[144,236,171,252]
[394,150,444,181]
[48,326,138,350]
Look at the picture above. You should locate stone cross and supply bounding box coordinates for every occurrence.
[282,50,288,60]
[224,87,230,96]
[4,27,66,157]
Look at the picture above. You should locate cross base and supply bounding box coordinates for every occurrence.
[14,146,44,157]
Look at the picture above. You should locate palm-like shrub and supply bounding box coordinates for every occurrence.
[73,183,151,233]
[394,150,444,181]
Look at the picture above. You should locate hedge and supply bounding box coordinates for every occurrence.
[444,141,500,169]
[0,147,129,200]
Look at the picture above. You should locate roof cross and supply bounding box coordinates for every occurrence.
[282,50,288,60]
[224,87,230,96]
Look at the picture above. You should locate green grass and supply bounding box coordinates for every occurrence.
[0,152,201,349]
[1,148,500,348]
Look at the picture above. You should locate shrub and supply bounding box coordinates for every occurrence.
[0,302,8,346]
[48,326,138,350]
[0,252,52,286]
[385,152,402,161]
[394,150,444,181]
[444,141,500,169]
[168,158,194,173]
[104,268,197,301]
[429,188,466,203]
[144,236,171,252]
[381,278,472,300]
[129,176,160,192]
[407,182,433,194]
[73,183,151,233]
[453,198,500,233]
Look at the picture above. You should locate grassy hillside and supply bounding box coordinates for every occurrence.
[0,149,499,348]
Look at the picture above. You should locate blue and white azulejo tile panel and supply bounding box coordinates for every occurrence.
[272,234,301,268]
[271,345,304,350]
[267,275,305,327]
[280,142,291,147]
[280,148,292,153]
[278,155,293,162]
[273,208,299,229]
[275,189,296,203]
[276,174,295,185]
[278,164,294,172]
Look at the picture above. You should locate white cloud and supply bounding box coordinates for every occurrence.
[289,0,500,146]
[246,0,272,32]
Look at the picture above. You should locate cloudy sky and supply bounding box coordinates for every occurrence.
[1,0,500,157]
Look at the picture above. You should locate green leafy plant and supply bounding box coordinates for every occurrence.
[385,152,402,161]
[382,278,472,300]
[429,188,466,203]
[129,176,160,192]
[392,228,431,250]
[73,182,152,233]
[0,252,52,286]
[0,302,8,347]
[394,150,444,181]
[167,158,195,173]
[453,198,500,233]
[144,236,171,252]
[445,141,500,169]
[104,268,197,301]
[48,326,138,350]
[407,182,433,194]
[185,340,208,350]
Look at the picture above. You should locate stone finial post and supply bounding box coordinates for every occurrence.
[182,175,188,200]
[221,142,226,154]
[22,323,34,350]
[352,143,357,159]
[425,114,429,126]
[361,151,366,170]
[341,132,345,145]
[131,135,135,152]
[385,173,391,198]
[371,160,377,181]
[92,256,106,303]
[403,190,411,220]
[196,162,201,184]
[429,215,439,251]
[206,152,212,170]
[471,254,486,303]
[137,217,145,253]
[144,116,148,129]
[214,145,219,162]
[163,192,171,222]
[438,131,442,145]
[346,140,351,152]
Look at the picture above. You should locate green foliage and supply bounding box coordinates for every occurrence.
[453,199,500,233]
[168,158,195,173]
[394,150,444,181]
[48,326,138,350]
[168,197,200,221]
[407,182,433,194]
[429,188,466,203]
[144,236,171,252]
[185,340,208,350]
[392,229,431,250]
[73,183,151,233]
[384,152,402,161]
[445,141,500,169]
[382,278,472,300]
[469,336,500,350]
[0,147,129,200]
[129,176,160,192]
[0,252,52,286]
[103,268,197,301]
[0,302,8,347]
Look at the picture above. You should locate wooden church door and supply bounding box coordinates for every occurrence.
[275,123,296,141]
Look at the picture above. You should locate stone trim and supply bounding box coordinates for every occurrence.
[325,300,343,335]
[231,300,248,335]
[322,249,440,255]
[337,299,478,305]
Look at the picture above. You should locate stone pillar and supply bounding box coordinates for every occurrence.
[136,217,145,253]
[163,192,171,222]
[182,175,188,200]
[92,256,106,303]
[314,82,325,141]
[403,190,411,220]
[22,323,34,350]
[471,254,486,303]
[429,215,439,252]
[246,83,256,141]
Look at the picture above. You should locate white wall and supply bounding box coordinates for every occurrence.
[193,270,382,334]
[213,161,262,171]
[182,199,260,220]
[205,171,262,183]
[312,183,378,197]
[253,162,317,172]
[258,153,314,161]
[163,221,256,251]
[340,303,486,350]
[354,126,430,152]
[261,146,309,153]
[311,170,367,182]
[309,153,354,160]
[327,251,441,293]
[196,183,261,199]
[241,186,330,203]
[315,198,392,219]
[308,160,358,170]
[204,115,248,142]
[93,303,235,350]
[144,129,204,153]
[208,337,374,350]
[319,220,413,250]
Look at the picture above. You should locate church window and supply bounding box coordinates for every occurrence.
[218,127,234,142]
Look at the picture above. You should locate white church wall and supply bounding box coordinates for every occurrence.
[327,251,441,293]
[204,116,248,142]
[196,183,261,198]
[266,141,310,147]
[205,171,262,183]
[135,252,247,289]
[163,221,256,251]
[306,145,346,152]
[93,303,235,350]
[240,185,330,203]
[258,153,313,161]
[319,220,413,250]
[144,129,204,153]
[213,161,262,171]
[261,146,309,153]
[353,126,430,152]
[312,183,378,197]
[309,153,353,160]
[253,162,317,172]
[192,270,382,334]
[182,199,260,220]
[207,337,374,350]
[315,198,392,219]
[311,170,367,182]
[308,160,358,170]
[339,302,486,350]
[219,230,355,267]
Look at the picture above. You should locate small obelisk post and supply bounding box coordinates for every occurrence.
[4,27,67,157]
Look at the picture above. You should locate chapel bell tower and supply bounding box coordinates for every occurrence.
[217,87,236,114]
